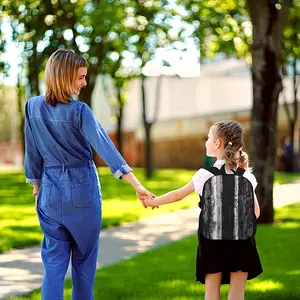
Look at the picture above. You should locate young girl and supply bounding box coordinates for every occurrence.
[24,49,153,300]
[144,120,263,300]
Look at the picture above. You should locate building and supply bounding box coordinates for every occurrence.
[92,58,298,170]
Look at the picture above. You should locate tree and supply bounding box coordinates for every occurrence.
[102,58,134,155]
[248,0,291,223]
[101,21,140,155]
[180,0,293,223]
[281,0,300,171]
[128,0,176,178]
[181,1,251,61]
[4,0,85,96]
[3,0,137,107]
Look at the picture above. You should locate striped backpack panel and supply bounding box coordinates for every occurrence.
[199,165,256,241]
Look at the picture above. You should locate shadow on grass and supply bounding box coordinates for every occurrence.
[0,225,42,253]
[101,214,140,228]
[8,225,42,233]
[9,204,300,300]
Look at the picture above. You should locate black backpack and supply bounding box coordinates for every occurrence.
[198,164,256,241]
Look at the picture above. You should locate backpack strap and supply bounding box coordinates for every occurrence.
[234,167,246,176]
[203,167,221,175]
[218,164,227,175]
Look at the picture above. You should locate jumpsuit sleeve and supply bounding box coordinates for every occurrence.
[24,101,44,185]
[79,103,132,179]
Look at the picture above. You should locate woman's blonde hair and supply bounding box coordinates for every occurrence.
[44,49,88,106]
[212,120,250,170]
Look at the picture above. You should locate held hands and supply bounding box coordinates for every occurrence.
[144,194,157,207]
[135,185,159,209]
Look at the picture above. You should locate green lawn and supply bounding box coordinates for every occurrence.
[1,168,300,254]
[273,172,300,185]
[0,167,198,253]
[7,202,300,300]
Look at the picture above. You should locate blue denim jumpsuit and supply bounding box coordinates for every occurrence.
[24,96,132,300]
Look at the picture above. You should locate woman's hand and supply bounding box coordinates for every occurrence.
[121,172,158,209]
[32,185,39,211]
[135,185,158,209]
[35,195,38,211]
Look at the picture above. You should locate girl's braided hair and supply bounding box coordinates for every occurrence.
[212,120,249,170]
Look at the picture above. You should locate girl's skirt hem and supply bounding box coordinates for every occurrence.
[196,235,263,285]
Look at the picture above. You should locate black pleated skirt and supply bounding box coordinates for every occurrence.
[196,234,263,284]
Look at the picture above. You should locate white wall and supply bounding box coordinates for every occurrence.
[91,74,297,137]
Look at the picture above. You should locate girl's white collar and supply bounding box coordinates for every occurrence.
[214,159,226,167]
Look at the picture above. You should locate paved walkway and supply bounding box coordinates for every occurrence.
[0,183,299,299]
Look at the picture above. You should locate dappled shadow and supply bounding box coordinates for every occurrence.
[96,207,199,268]
[8,226,41,233]
[0,246,44,299]
[89,220,300,300]
[276,218,300,223]
[2,204,300,299]
[0,226,42,254]
[0,207,200,299]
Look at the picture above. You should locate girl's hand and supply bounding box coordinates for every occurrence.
[144,196,158,207]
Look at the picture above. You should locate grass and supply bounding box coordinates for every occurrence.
[1,168,300,254]
[0,167,197,254]
[273,171,300,185]
[7,202,300,300]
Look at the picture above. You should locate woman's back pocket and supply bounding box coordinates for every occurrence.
[71,177,93,208]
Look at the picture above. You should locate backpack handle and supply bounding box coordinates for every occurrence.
[219,164,246,176]
[204,164,246,176]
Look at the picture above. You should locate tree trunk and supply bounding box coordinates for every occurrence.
[17,80,25,165]
[292,58,299,171]
[141,75,154,178]
[282,58,299,173]
[79,73,97,107]
[248,1,290,223]
[27,52,40,96]
[116,86,124,155]
[145,122,153,178]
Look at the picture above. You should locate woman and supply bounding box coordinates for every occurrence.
[24,49,153,299]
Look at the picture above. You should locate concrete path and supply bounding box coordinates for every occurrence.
[1,183,300,299]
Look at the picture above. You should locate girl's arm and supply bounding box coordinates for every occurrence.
[145,181,195,207]
[254,192,260,219]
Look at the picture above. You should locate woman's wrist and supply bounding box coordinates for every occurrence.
[134,182,143,190]
[122,172,142,190]
[32,190,39,197]
[32,185,40,197]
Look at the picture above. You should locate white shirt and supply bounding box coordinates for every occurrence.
[192,159,258,196]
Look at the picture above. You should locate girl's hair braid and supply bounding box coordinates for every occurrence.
[212,120,249,170]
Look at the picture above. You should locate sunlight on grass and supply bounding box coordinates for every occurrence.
[248,280,284,292]
[274,171,300,185]
[285,269,300,275]
[0,167,198,253]
[276,222,300,229]
[1,167,300,254]
[7,203,300,300]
